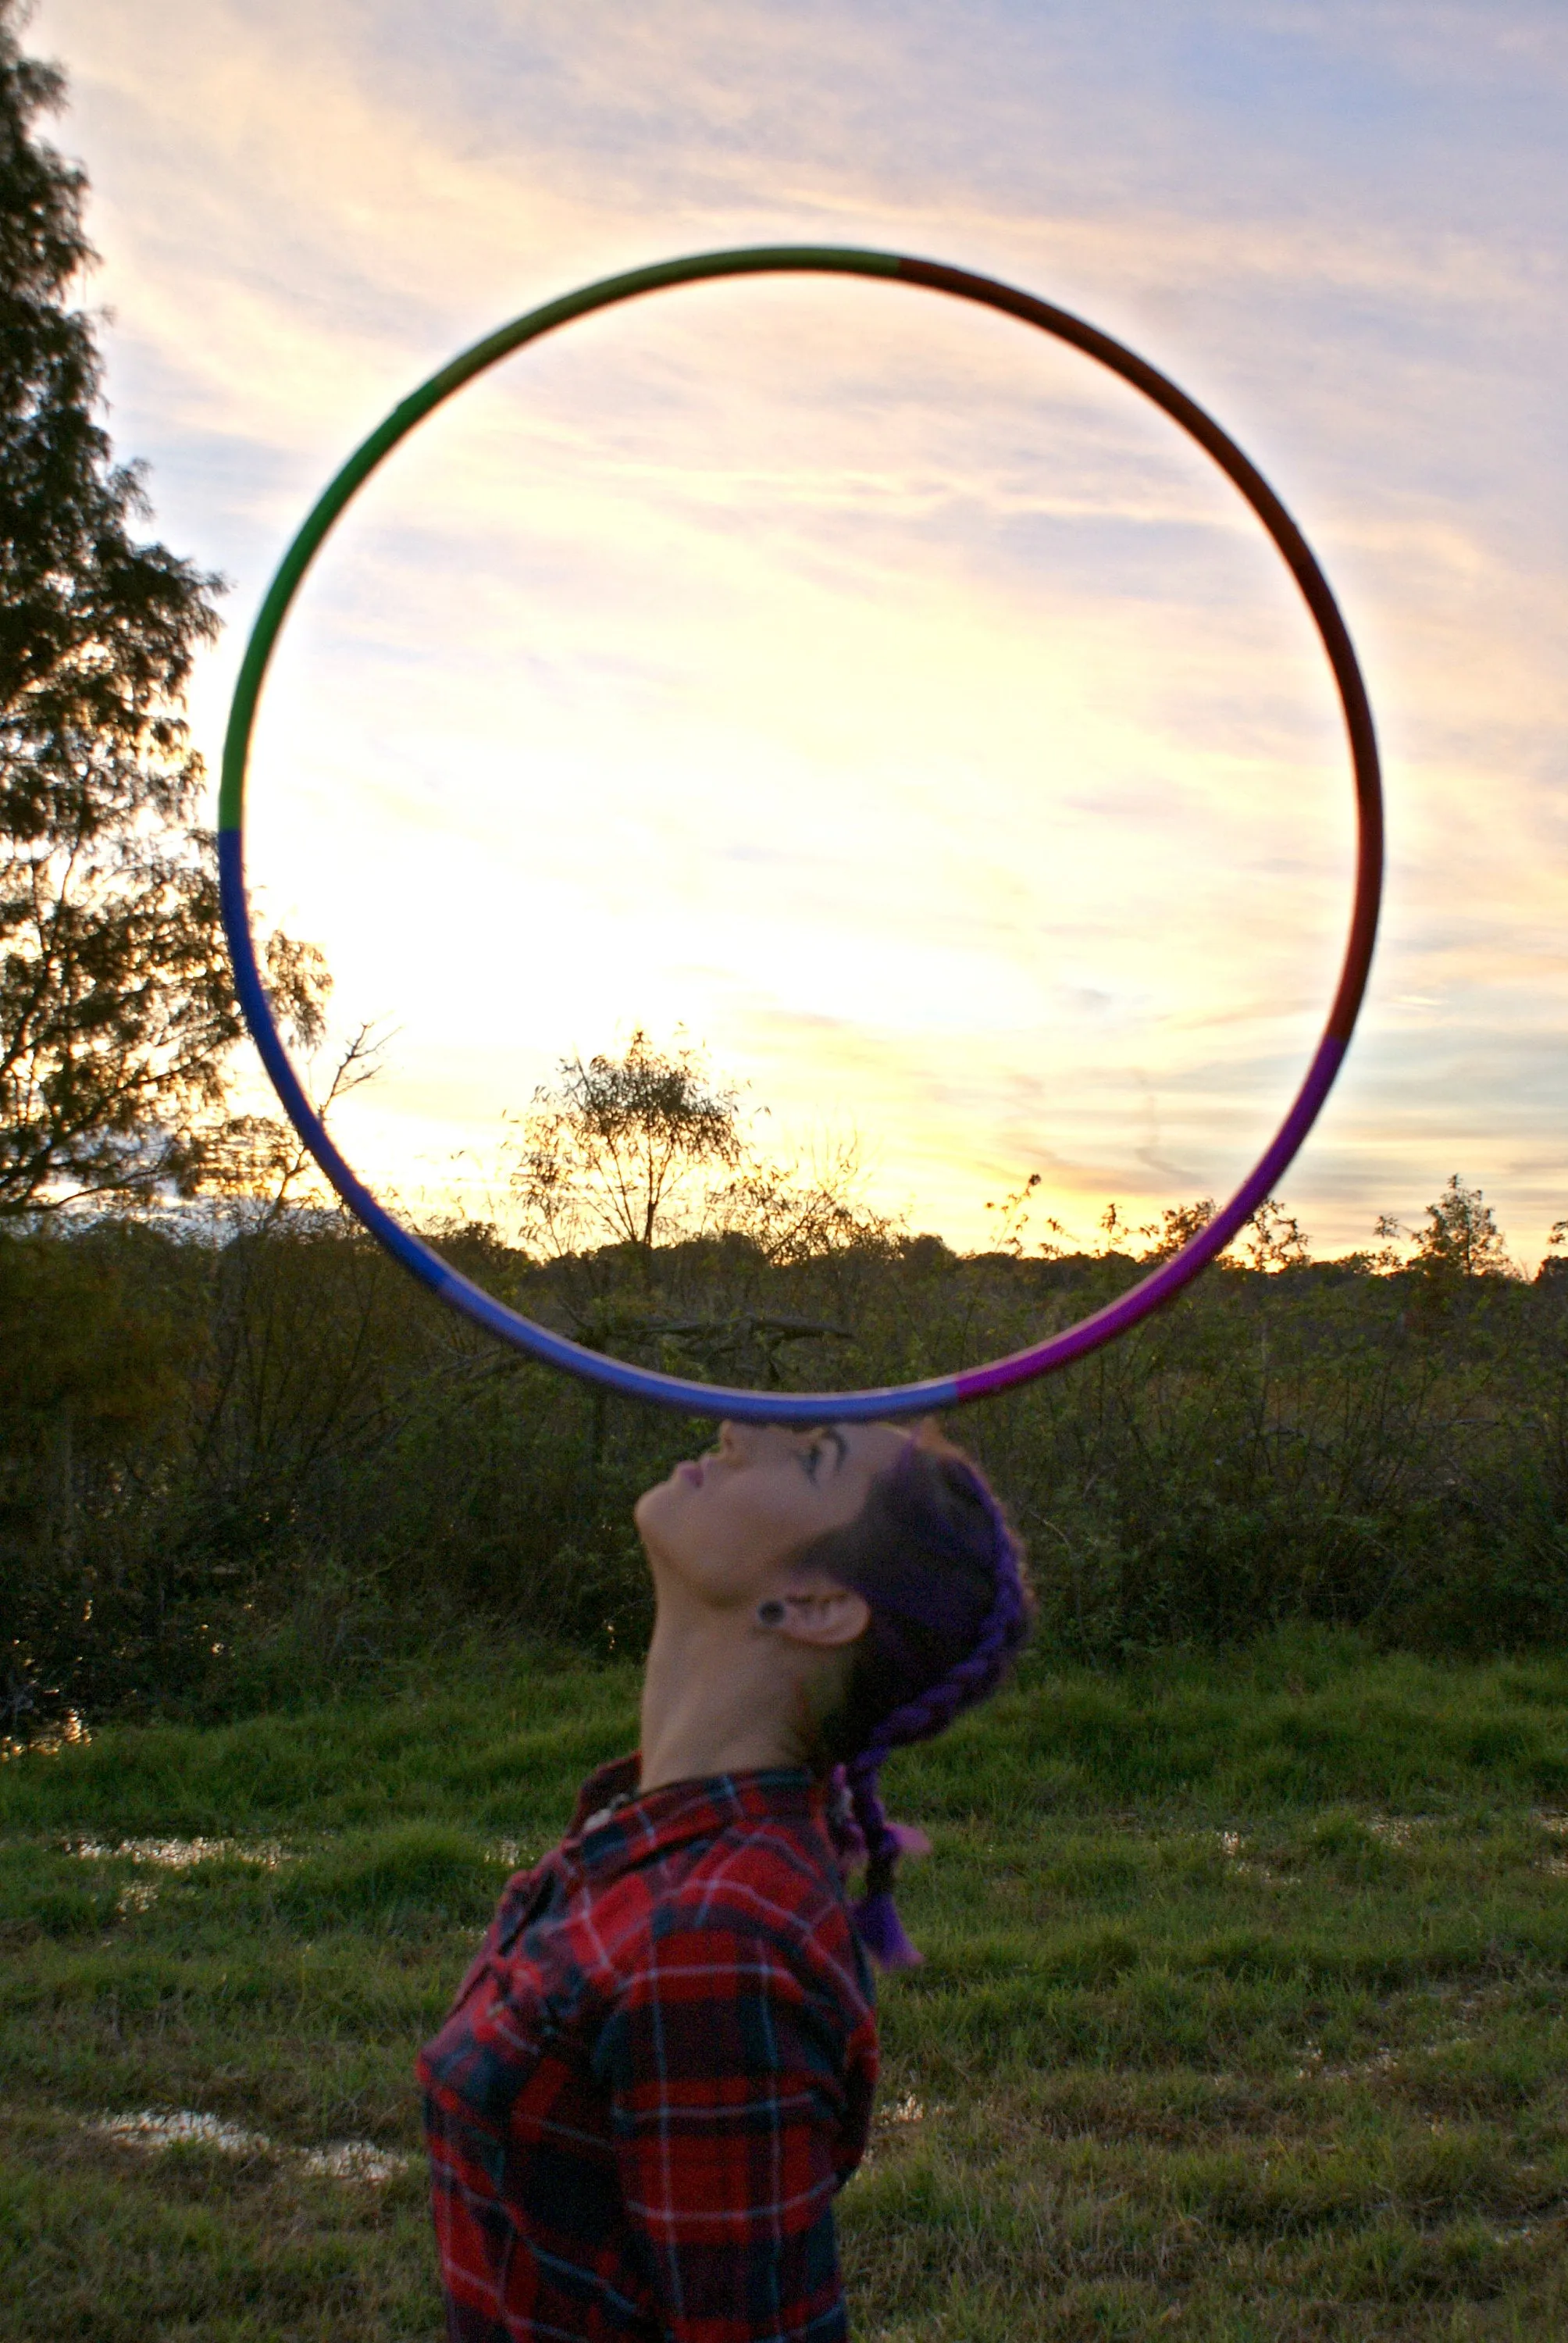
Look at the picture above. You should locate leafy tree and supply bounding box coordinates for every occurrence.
[0,4,323,1216]
[1094,1197,1221,1264]
[1410,1173,1515,1280]
[707,1135,895,1268]
[1137,1196,1216,1263]
[1094,1194,1308,1271]
[1242,1195,1310,1273]
[1375,1175,1513,1281]
[511,1029,743,1269]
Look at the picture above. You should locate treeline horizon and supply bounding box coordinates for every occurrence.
[64,1148,1559,1282]
[5,1123,1568,1734]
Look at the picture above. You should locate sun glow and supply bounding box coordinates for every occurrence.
[42,0,1568,1261]
[239,272,1352,1250]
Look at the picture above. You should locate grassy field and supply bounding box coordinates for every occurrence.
[3,1634,1568,2339]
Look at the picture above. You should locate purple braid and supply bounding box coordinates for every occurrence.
[825,1460,1032,1971]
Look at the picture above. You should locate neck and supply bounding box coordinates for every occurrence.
[639,1597,812,1794]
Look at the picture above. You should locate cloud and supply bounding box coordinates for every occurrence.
[30,0,1568,1264]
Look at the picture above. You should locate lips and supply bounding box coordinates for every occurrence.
[678,1460,704,1489]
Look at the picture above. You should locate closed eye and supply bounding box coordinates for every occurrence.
[801,1428,847,1482]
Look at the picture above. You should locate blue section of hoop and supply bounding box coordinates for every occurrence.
[218,829,968,1421]
[218,822,1345,1422]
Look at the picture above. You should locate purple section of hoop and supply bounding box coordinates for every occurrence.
[953,1032,1345,1402]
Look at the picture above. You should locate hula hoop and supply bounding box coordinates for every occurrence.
[219,245,1382,1425]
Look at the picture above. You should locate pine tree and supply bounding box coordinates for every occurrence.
[0,1,323,1215]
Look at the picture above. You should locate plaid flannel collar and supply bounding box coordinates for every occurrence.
[564,1751,828,1883]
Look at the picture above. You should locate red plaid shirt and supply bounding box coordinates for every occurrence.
[419,1755,879,2343]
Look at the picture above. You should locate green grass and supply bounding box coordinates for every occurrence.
[3,1633,1568,2338]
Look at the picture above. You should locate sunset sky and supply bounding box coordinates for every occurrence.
[34,0,1568,1262]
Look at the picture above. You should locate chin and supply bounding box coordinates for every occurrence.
[633,1475,679,1541]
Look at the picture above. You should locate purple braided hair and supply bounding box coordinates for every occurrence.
[820,1449,1032,1971]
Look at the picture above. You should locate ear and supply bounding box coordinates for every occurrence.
[768,1577,871,1650]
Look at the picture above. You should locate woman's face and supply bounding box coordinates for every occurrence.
[636,1419,909,1609]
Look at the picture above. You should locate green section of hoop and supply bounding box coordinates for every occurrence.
[216,244,903,836]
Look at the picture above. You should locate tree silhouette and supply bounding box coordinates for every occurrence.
[1410,1174,1513,1281]
[511,1029,743,1269]
[0,3,324,1215]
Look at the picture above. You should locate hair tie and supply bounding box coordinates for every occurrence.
[828,1760,930,1969]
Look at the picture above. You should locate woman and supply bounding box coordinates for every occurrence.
[419,1417,1033,2341]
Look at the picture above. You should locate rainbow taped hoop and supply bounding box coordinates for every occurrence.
[219,246,1383,1425]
